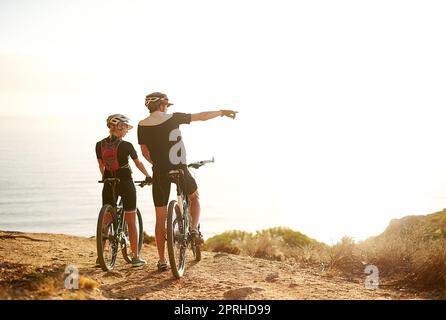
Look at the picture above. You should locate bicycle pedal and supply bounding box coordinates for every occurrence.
[190,233,204,245]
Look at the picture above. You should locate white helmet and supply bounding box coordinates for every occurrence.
[106,114,133,129]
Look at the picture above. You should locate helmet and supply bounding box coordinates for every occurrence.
[106,114,133,129]
[145,92,173,112]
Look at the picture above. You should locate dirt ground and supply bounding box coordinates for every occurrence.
[0,230,440,300]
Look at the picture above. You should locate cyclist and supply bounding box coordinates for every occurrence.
[137,92,237,271]
[95,114,152,267]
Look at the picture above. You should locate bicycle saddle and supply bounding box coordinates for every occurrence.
[168,169,184,179]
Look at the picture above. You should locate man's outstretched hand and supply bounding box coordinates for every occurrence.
[220,110,238,119]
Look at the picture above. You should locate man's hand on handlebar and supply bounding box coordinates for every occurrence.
[220,110,238,119]
[189,163,201,169]
[134,176,153,188]
[144,176,153,185]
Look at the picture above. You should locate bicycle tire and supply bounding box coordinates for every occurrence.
[122,208,144,263]
[167,200,186,278]
[96,204,118,271]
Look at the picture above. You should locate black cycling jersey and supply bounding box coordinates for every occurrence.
[138,112,197,207]
[95,135,138,179]
[137,112,191,172]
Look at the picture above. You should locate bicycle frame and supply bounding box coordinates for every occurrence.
[103,178,128,240]
[97,178,147,269]
[170,159,214,241]
[171,173,192,245]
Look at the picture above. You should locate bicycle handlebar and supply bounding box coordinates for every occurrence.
[188,157,215,169]
[134,180,152,188]
[98,178,120,183]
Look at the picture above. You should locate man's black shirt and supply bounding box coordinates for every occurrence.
[137,112,191,172]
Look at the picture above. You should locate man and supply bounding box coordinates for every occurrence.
[137,91,237,271]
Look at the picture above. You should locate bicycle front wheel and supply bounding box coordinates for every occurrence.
[122,208,144,263]
[167,200,186,278]
[96,204,118,271]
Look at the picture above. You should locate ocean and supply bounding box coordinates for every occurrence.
[0,116,278,240]
[3,114,436,245]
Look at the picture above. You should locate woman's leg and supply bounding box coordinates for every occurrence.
[121,179,141,260]
[101,184,114,245]
[124,211,139,258]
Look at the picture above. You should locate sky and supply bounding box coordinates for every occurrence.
[1,0,446,243]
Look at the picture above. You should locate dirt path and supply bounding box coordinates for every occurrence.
[0,231,430,300]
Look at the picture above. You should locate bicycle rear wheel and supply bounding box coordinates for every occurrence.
[96,204,118,271]
[122,208,144,263]
[167,200,186,278]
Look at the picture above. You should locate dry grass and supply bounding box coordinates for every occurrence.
[78,276,100,290]
[204,227,324,261]
[0,265,100,300]
[356,210,446,290]
[360,233,446,289]
[143,232,156,245]
[235,234,285,261]
[204,211,446,291]
[409,239,446,289]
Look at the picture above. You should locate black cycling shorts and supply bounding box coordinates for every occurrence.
[102,178,137,212]
[152,166,198,207]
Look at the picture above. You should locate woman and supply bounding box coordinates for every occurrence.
[95,114,152,267]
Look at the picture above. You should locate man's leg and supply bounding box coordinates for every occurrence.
[189,191,200,230]
[155,206,168,263]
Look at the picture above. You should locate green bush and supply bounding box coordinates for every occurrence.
[204,227,322,261]
[204,230,252,254]
[255,227,318,248]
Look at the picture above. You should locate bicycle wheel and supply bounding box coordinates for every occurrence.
[122,208,144,263]
[191,224,202,262]
[167,200,186,278]
[96,204,118,271]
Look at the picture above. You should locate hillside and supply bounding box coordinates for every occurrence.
[371,209,446,240]
[358,209,446,290]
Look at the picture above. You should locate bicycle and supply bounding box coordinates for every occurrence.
[166,158,214,278]
[96,178,149,271]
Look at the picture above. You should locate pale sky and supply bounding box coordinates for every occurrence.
[1,0,446,243]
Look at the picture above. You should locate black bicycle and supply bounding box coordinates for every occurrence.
[96,178,149,271]
[166,158,214,278]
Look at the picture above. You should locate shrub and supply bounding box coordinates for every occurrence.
[204,230,252,255]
